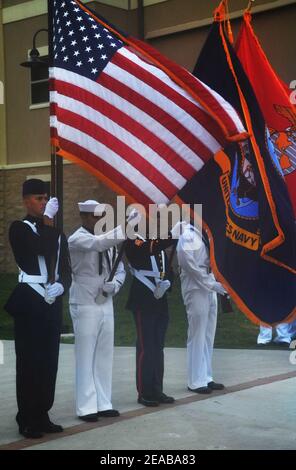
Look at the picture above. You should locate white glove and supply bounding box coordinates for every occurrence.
[44,197,59,219]
[214,282,227,296]
[127,208,141,225]
[103,280,117,295]
[171,221,187,238]
[95,290,108,305]
[154,279,171,299]
[46,282,64,298]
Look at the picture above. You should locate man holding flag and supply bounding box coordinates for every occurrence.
[68,200,126,422]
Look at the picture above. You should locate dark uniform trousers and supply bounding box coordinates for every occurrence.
[125,237,175,401]
[14,297,62,429]
[133,306,169,400]
[5,215,71,430]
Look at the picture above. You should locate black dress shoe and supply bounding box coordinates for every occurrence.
[273,341,290,347]
[158,393,175,404]
[19,426,44,439]
[137,397,159,407]
[97,409,120,418]
[188,386,212,394]
[79,413,98,422]
[208,381,225,390]
[41,422,64,433]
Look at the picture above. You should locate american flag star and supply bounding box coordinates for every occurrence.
[50,0,246,206]
[52,0,122,81]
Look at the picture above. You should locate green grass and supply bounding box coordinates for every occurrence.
[0,272,263,348]
[0,274,17,339]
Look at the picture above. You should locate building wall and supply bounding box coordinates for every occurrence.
[0,168,4,270]
[1,0,296,272]
[148,2,296,82]
[3,2,135,166]
[4,14,50,166]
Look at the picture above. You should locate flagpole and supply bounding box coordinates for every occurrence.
[220,294,233,314]
[48,0,55,201]
[47,0,63,233]
[106,241,127,283]
[46,0,55,285]
[56,154,64,232]
[246,0,255,12]
[137,0,144,40]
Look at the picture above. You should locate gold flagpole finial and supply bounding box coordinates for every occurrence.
[214,1,226,22]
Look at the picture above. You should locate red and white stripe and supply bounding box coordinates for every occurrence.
[50,45,245,205]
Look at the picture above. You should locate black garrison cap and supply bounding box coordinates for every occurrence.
[22,178,47,197]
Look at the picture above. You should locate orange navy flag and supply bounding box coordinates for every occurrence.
[236,12,296,216]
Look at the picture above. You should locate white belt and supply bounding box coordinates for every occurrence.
[18,220,61,302]
[29,283,47,298]
[129,265,157,292]
[72,274,101,282]
[128,252,166,293]
[18,269,47,298]
[129,265,170,298]
[131,268,160,277]
[18,273,48,283]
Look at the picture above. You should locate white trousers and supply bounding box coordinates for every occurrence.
[182,288,218,389]
[70,298,114,416]
[290,320,296,340]
[257,324,291,344]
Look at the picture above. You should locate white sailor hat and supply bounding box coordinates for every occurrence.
[78,200,106,215]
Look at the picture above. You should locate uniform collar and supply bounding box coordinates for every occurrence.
[24,214,44,227]
[82,225,94,234]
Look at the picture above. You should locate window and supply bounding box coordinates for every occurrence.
[29,46,49,109]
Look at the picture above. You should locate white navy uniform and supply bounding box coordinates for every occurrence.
[177,224,225,390]
[257,324,292,345]
[69,223,125,416]
[290,320,296,341]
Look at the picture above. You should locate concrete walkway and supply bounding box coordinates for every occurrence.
[0,341,296,450]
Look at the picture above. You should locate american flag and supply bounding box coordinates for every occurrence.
[50,0,247,206]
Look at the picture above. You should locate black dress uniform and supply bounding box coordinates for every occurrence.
[125,236,175,403]
[5,214,72,433]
